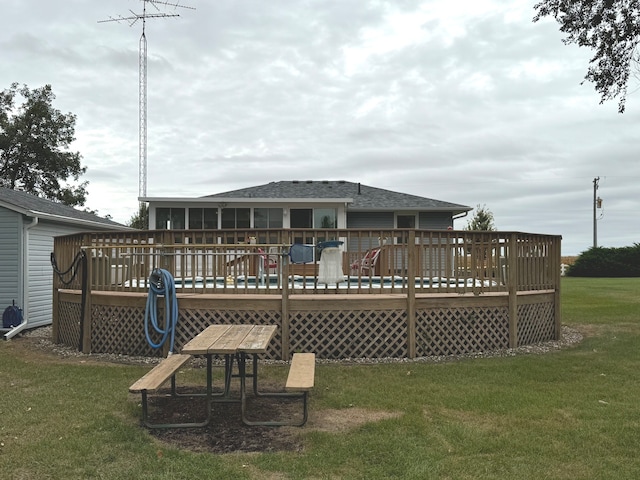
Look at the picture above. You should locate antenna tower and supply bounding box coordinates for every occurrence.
[99,1,195,205]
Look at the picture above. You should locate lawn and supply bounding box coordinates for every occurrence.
[1,278,639,479]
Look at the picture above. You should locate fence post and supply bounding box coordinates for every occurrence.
[281,259,290,360]
[81,249,92,354]
[407,230,416,359]
[553,236,562,340]
[508,233,518,348]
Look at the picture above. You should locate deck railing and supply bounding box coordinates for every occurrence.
[52,228,562,358]
[53,229,561,295]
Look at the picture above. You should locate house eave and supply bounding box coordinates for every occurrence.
[141,197,354,204]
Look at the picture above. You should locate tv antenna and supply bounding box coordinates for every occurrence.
[99,1,195,207]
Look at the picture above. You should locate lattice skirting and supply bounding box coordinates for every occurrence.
[416,306,510,356]
[55,291,557,359]
[517,301,556,346]
[57,299,82,350]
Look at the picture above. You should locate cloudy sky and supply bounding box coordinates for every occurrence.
[2,0,638,255]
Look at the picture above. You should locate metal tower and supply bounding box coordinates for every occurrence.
[99,1,194,202]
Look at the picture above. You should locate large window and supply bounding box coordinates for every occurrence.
[314,208,337,228]
[221,208,250,228]
[155,208,185,229]
[254,208,283,228]
[290,208,337,228]
[189,208,218,229]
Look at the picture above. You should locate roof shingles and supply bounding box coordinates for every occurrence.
[204,180,470,212]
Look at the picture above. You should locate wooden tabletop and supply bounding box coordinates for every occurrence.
[182,324,277,355]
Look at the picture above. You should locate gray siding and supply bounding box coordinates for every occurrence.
[346,212,394,229]
[26,221,81,327]
[418,212,453,229]
[0,207,22,311]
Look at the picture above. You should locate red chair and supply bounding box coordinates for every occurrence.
[350,248,381,276]
[257,248,278,272]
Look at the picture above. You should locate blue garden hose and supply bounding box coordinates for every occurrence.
[144,269,179,354]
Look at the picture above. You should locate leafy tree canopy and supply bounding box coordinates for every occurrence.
[0,83,88,206]
[465,204,496,231]
[128,203,148,230]
[534,0,640,113]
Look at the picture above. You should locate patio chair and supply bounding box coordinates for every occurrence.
[257,248,278,273]
[350,248,381,276]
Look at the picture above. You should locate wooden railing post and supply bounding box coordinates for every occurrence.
[407,230,416,358]
[508,233,518,348]
[553,236,562,340]
[281,259,290,360]
[81,249,93,354]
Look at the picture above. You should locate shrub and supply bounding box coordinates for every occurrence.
[567,244,640,277]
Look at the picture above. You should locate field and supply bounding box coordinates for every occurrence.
[1,277,639,479]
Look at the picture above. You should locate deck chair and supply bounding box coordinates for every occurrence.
[350,248,381,276]
[257,248,278,272]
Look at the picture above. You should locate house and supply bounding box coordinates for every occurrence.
[143,180,471,232]
[0,187,128,339]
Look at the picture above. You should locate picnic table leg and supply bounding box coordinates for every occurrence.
[239,353,309,427]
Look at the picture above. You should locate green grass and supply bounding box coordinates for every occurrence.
[2,277,640,479]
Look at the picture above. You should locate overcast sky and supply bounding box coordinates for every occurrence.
[2,0,638,255]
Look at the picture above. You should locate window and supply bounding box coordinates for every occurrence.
[189,208,218,229]
[396,214,416,243]
[221,208,250,228]
[314,208,337,228]
[155,208,185,229]
[397,214,416,228]
[290,208,312,228]
[254,208,283,228]
[290,208,337,228]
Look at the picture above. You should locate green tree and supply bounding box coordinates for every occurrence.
[533,1,640,113]
[128,203,148,230]
[0,83,88,206]
[465,204,496,231]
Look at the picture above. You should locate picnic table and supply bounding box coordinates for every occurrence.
[130,324,314,428]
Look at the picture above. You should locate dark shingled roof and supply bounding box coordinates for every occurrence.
[0,187,125,228]
[204,180,471,213]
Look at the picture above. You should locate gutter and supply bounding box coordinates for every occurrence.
[452,210,468,227]
[4,215,38,340]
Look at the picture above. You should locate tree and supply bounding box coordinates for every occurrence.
[128,203,148,230]
[465,204,496,231]
[0,83,88,206]
[533,1,640,113]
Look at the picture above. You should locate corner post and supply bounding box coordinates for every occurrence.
[407,230,417,359]
[508,233,518,348]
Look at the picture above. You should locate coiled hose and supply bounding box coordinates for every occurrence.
[144,269,179,354]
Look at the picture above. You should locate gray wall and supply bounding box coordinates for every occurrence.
[0,207,22,312]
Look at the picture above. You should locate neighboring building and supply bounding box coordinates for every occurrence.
[0,187,128,339]
[143,180,471,234]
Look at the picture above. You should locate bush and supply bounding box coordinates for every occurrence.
[567,244,640,277]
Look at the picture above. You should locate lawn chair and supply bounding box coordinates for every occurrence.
[350,248,381,276]
[257,248,278,273]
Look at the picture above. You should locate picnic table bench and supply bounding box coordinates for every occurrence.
[129,353,211,429]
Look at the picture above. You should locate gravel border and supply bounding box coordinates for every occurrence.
[17,324,583,366]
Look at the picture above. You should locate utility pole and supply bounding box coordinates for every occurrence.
[99,1,194,208]
[593,177,599,248]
